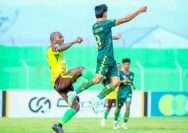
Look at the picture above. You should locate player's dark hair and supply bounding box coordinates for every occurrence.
[122,58,131,64]
[95,4,108,18]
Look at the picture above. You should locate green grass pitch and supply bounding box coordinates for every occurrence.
[0,118,187,133]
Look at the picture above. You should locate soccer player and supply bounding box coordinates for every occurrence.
[101,63,121,127]
[47,32,84,133]
[114,58,136,130]
[76,4,147,111]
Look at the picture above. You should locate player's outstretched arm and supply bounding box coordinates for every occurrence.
[56,37,83,51]
[112,33,122,40]
[115,6,147,26]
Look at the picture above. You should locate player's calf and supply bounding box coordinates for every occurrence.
[92,74,104,84]
[111,76,120,87]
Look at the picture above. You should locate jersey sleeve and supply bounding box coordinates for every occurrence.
[106,19,116,28]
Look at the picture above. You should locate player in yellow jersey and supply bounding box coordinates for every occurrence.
[101,63,121,127]
[48,32,84,133]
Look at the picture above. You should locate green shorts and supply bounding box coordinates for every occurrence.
[117,89,132,108]
[96,58,118,78]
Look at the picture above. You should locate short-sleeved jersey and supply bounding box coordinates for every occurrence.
[118,71,134,99]
[47,48,67,85]
[92,19,116,65]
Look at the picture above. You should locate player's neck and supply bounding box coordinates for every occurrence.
[123,69,129,73]
[96,18,106,22]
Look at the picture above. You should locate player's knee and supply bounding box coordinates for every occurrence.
[78,67,84,74]
[126,106,131,111]
[72,103,80,111]
[107,104,112,110]
[73,67,84,75]
[112,78,120,87]
[93,75,103,84]
[116,107,121,112]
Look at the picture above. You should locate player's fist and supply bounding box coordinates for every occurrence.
[138,6,147,13]
[75,37,83,44]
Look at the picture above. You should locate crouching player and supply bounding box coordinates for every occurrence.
[47,32,84,133]
[114,58,136,130]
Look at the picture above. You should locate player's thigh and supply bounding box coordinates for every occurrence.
[106,99,115,109]
[67,67,84,80]
[54,76,73,92]
[92,73,104,83]
[111,76,120,87]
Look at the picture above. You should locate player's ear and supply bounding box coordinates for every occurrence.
[103,12,107,18]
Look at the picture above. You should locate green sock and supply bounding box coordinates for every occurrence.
[75,80,94,94]
[104,109,110,120]
[97,84,115,100]
[114,109,120,121]
[59,108,77,125]
[124,112,130,123]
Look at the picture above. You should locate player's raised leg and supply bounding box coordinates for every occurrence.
[52,67,83,133]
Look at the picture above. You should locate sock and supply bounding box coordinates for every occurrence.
[59,108,77,125]
[97,84,115,100]
[114,109,120,121]
[75,80,94,94]
[104,109,110,120]
[82,69,94,81]
[123,111,130,123]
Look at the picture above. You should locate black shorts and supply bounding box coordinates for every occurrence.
[54,67,83,94]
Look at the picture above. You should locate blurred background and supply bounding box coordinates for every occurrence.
[0,0,188,118]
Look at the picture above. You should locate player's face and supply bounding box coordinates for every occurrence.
[123,62,130,71]
[55,33,64,45]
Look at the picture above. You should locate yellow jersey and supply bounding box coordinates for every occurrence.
[106,87,118,100]
[47,48,67,84]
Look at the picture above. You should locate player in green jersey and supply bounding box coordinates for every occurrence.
[76,4,147,112]
[114,58,136,130]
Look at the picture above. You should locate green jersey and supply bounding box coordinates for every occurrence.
[92,19,116,65]
[118,70,134,99]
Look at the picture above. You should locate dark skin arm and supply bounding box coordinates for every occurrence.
[116,6,147,26]
[54,37,83,52]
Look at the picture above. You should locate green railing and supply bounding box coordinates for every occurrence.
[0,45,188,92]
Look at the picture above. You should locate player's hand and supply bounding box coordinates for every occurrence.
[75,37,83,44]
[138,6,147,13]
[122,79,129,84]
